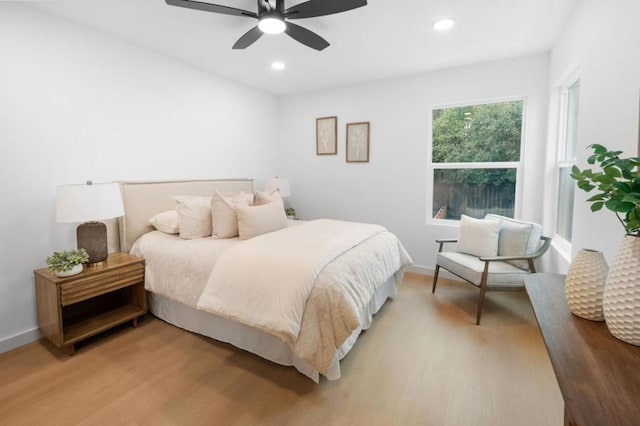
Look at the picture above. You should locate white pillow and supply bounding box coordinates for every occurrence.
[147,210,179,234]
[456,215,502,258]
[237,199,288,240]
[174,196,212,239]
[211,190,252,239]
[254,188,282,206]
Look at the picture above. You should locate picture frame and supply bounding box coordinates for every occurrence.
[346,122,370,163]
[316,116,337,155]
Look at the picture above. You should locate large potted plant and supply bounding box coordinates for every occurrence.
[571,144,640,345]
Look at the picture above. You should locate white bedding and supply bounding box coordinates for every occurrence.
[131,220,412,377]
[197,219,387,342]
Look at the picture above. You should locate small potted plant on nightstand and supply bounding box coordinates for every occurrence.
[285,207,297,220]
[46,248,89,277]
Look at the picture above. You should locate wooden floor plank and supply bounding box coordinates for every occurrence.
[0,273,563,425]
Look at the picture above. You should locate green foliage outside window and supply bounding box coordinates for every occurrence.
[432,100,523,219]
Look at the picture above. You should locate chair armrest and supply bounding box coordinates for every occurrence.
[435,238,458,253]
[479,236,552,273]
[479,254,537,262]
[479,236,552,262]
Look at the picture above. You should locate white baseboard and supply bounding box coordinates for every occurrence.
[0,328,41,354]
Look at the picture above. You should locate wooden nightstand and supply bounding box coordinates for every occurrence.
[34,252,146,355]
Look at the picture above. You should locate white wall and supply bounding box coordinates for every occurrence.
[0,4,278,351]
[542,0,640,271]
[276,54,550,273]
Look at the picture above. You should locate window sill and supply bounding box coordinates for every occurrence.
[552,235,572,264]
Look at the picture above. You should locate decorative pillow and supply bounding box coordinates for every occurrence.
[254,188,282,206]
[237,199,289,240]
[147,210,179,234]
[456,214,502,258]
[486,214,542,269]
[174,196,212,239]
[211,190,252,239]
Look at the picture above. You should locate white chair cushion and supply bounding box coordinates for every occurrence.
[456,215,502,258]
[437,252,529,287]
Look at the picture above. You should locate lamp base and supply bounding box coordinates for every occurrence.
[77,221,108,264]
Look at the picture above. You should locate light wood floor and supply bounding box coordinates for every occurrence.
[0,273,563,425]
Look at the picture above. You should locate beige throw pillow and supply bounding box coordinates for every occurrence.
[237,199,289,240]
[456,214,502,258]
[175,196,212,239]
[211,190,252,239]
[147,210,179,234]
[254,188,282,206]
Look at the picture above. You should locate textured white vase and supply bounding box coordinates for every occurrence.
[604,235,640,346]
[565,249,608,321]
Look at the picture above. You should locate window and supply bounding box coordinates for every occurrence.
[430,99,524,221]
[556,79,580,242]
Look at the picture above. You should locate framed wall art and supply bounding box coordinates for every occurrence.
[346,121,370,163]
[316,116,337,155]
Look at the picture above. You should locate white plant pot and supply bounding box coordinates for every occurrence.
[604,235,640,346]
[565,249,608,321]
[55,264,83,278]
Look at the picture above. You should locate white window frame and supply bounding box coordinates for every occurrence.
[554,74,580,250]
[426,96,527,225]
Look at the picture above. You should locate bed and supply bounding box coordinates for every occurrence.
[119,179,412,381]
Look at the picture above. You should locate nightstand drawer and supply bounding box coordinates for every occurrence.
[60,263,144,306]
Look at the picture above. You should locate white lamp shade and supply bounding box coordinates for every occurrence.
[265,177,291,198]
[56,182,124,223]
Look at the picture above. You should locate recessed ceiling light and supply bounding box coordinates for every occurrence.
[433,18,455,31]
[271,61,285,71]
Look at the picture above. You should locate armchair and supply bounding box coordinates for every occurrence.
[432,214,551,325]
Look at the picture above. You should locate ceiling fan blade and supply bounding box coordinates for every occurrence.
[285,22,329,51]
[165,0,257,18]
[285,0,367,19]
[232,26,264,49]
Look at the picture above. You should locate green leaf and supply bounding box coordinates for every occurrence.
[605,198,634,213]
[591,202,605,212]
[590,144,607,154]
[613,182,631,193]
[594,174,617,185]
[577,181,595,191]
[604,166,622,177]
[587,193,608,202]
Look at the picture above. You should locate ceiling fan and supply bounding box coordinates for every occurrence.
[165,0,368,51]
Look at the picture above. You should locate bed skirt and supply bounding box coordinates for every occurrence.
[147,275,398,382]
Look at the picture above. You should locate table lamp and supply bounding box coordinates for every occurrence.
[56,181,124,265]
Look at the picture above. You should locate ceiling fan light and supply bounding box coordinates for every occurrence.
[259,16,286,34]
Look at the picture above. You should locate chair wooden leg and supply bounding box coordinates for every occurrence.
[476,286,488,325]
[432,265,441,293]
[476,262,490,325]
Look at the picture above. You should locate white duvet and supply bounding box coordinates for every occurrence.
[132,219,412,375]
[198,219,387,341]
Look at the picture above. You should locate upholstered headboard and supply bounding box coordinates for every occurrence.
[118,179,254,252]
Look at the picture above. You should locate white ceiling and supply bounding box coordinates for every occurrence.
[27,0,578,95]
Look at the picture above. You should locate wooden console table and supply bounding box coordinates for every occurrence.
[525,273,640,426]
